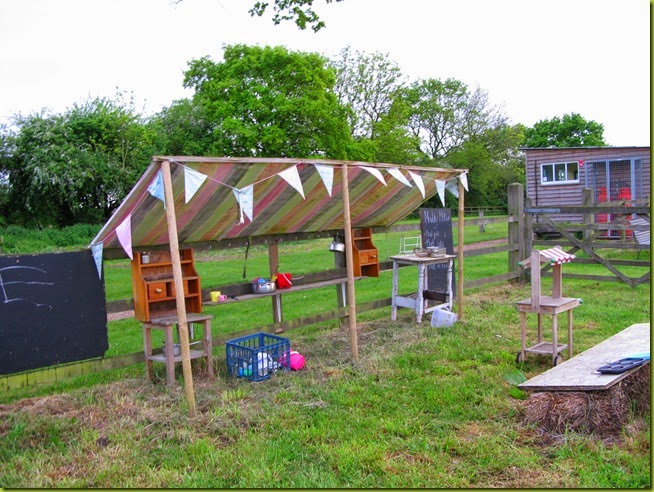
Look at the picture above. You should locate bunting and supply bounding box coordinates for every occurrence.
[278,166,305,199]
[115,215,133,260]
[313,163,334,196]
[459,172,469,192]
[446,179,459,198]
[408,171,425,198]
[359,166,387,185]
[435,180,446,206]
[388,168,412,188]
[147,170,166,208]
[91,243,103,279]
[233,185,254,223]
[185,166,207,203]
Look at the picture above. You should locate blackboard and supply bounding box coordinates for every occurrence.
[420,208,456,299]
[0,250,108,375]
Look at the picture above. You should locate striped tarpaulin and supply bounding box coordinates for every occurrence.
[92,157,468,257]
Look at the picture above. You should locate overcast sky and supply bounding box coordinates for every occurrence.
[0,0,650,146]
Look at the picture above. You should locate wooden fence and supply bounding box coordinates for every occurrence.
[3,183,649,390]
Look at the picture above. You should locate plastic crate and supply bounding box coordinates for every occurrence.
[226,332,291,381]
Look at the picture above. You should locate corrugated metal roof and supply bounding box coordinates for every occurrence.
[92,156,467,257]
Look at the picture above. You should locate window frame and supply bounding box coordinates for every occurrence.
[540,161,580,185]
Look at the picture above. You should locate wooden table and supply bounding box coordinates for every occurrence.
[390,254,456,323]
[142,312,213,386]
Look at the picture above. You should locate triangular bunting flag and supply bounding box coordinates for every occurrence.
[388,168,412,187]
[278,166,305,199]
[147,170,166,209]
[359,166,387,185]
[91,242,103,279]
[459,172,469,192]
[435,180,446,206]
[185,166,207,203]
[408,171,425,198]
[314,163,334,196]
[233,185,254,224]
[446,179,459,198]
[115,215,133,260]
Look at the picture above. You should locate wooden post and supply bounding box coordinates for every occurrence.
[508,183,525,278]
[582,188,594,242]
[341,164,359,360]
[161,160,196,417]
[457,177,465,320]
[478,210,485,233]
[268,241,282,323]
[333,233,347,327]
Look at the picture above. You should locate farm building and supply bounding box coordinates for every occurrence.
[522,146,650,236]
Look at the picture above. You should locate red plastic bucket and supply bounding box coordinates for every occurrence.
[275,272,293,289]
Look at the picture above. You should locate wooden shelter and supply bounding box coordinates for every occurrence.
[92,156,468,414]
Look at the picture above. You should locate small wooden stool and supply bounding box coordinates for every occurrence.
[142,312,213,386]
[516,247,581,366]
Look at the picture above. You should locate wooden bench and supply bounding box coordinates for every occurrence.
[519,322,650,392]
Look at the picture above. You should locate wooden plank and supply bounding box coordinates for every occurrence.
[519,323,650,391]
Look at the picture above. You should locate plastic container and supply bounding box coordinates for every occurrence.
[226,332,291,381]
[251,280,276,294]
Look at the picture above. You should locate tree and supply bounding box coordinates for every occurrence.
[0,94,156,227]
[249,0,344,31]
[331,46,405,139]
[402,78,508,164]
[182,44,351,159]
[522,113,607,147]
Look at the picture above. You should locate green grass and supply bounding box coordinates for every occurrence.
[0,219,650,488]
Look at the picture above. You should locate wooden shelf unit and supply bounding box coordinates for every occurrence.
[351,228,380,277]
[131,249,203,322]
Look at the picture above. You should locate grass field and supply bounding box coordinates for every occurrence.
[0,221,650,488]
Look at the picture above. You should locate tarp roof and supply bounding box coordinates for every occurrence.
[92,157,467,258]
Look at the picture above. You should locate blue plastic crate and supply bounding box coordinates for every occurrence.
[226,332,291,381]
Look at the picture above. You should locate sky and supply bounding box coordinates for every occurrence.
[0,0,650,146]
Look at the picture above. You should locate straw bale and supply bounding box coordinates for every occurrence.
[523,364,650,436]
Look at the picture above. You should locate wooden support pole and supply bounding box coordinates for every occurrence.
[457,177,465,320]
[268,242,282,323]
[161,160,196,417]
[341,164,359,360]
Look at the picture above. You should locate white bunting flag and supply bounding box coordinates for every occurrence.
[147,170,165,208]
[435,180,446,206]
[115,215,133,260]
[278,166,305,199]
[446,179,459,198]
[359,166,387,185]
[388,168,412,187]
[233,185,254,224]
[314,163,334,196]
[459,172,469,192]
[185,167,207,203]
[91,242,103,279]
[408,171,425,198]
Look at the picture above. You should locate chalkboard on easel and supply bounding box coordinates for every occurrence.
[420,208,456,299]
[0,250,108,375]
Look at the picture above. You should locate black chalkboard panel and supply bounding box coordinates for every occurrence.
[420,208,456,299]
[0,250,108,375]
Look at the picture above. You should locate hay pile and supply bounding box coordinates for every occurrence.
[523,364,650,436]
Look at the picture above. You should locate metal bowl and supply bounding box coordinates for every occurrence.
[251,280,277,294]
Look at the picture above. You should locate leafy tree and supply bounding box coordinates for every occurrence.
[331,46,405,139]
[0,94,156,227]
[402,78,507,164]
[522,113,607,147]
[249,0,344,31]
[182,44,351,158]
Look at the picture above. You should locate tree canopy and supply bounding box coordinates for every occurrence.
[249,0,344,31]
[522,112,607,147]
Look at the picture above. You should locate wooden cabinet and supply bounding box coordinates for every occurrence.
[131,249,203,322]
[351,228,380,277]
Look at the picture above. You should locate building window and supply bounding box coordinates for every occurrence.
[541,161,579,184]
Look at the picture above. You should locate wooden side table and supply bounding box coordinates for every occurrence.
[390,254,456,323]
[142,312,213,386]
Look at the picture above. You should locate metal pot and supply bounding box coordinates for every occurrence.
[329,237,346,253]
